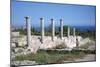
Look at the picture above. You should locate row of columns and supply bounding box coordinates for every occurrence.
[25,17,76,45]
[40,18,76,43]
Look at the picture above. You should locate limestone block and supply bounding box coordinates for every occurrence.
[11,43,16,48]
[12,32,20,37]
[79,38,90,46]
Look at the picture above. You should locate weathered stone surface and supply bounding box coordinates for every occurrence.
[11,35,95,54]
[11,43,16,48]
[12,32,20,37]
[11,36,27,47]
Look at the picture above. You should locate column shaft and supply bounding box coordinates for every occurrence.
[60,19,63,39]
[73,28,75,36]
[51,19,55,41]
[68,26,70,37]
[25,17,31,47]
[40,18,44,43]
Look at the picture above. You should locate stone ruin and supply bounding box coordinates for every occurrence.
[11,16,95,55]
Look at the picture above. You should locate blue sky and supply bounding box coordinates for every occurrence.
[11,0,96,28]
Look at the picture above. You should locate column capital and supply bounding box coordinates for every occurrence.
[25,16,29,19]
[40,17,43,20]
[51,18,54,21]
[60,18,63,21]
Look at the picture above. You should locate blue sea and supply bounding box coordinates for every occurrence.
[33,26,96,32]
[13,25,96,32]
[72,26,96,32]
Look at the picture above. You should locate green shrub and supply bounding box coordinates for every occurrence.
[14,49,95,64]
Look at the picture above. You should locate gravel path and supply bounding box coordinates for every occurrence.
[63,54,95,63]
[75,54,96,62]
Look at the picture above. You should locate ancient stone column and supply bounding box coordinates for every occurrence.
[51,19,55,41]
[25,16,31,47]
[68,26,70,37]
[73,28,76,37]
[40,18,44,43]
[60,19,63,39]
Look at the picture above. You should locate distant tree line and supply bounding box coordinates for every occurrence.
[12,25,95,40]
